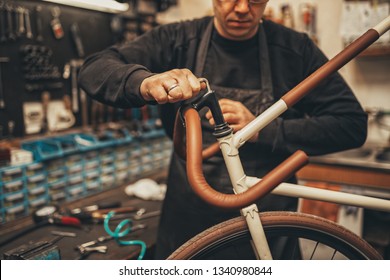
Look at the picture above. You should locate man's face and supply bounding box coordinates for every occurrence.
[213,0,268,40]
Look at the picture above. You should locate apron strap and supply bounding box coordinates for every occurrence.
[194,19,214,77]
[257,24,273,103]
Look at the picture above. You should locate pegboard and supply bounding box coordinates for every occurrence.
[0,0,116,138]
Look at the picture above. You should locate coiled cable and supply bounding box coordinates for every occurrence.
[103,211,146,260]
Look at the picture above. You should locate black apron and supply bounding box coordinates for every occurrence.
[155,21,298,259]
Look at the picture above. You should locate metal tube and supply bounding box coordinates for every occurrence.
[233,99,288,149]
[373,15,390,36]
[245,177,390,212]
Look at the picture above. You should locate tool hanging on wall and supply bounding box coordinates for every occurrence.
[16,6,25,37]
[24,8,33,39]
[70,22,85,57]
[80,88,88,128]
[35,5,44,42]
[0,2,6,42]
[50,6,64,40]
[68,59,84,113]
[40,91,50,134]
[0,2,34,42]
[0,57,10,109]
[5,3,16,41]
[71,62,79,113]
[66,59,91,128]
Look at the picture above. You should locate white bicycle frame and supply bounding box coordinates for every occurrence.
[215,16,390,260]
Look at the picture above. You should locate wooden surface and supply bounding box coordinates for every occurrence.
[297,163,390,190]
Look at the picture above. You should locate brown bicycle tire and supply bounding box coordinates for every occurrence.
[168,211,382,260]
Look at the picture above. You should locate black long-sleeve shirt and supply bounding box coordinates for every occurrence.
[79,17,367,157]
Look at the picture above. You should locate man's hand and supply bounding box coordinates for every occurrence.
[140,68,203,104]
[205,98,259,142]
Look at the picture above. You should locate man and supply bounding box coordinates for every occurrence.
[79,0,367,259]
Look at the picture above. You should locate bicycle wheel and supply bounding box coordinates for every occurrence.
[168,211,382,260]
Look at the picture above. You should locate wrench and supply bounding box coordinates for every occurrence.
[0,3,7,42]
[24,9,33,39]
[77,245,107,259]
[35,6,43,42]
[17,7,25,37]
[78,235,113,249]
[5,4,15,41]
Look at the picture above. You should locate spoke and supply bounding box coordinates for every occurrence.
[290,238,299,259]
[331,249,337,260]
[309,241,320,260]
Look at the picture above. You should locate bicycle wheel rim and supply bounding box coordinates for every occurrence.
[168,211,382,260]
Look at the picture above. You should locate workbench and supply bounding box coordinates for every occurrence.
[0,171,167,260]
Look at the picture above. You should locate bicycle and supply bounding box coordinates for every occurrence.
[166,15,390,260]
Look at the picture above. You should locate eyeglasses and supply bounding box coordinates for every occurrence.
[218,0,269,5]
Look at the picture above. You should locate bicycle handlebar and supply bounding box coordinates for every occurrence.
[173,109,220,160]
[183,107,308,210]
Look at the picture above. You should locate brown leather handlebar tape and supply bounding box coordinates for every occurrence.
[185,108,309,210]
[282,29,379,108]
[173,110,221,161]
[173,111,187,160]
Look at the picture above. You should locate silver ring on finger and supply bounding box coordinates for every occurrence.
[167,83,179,93]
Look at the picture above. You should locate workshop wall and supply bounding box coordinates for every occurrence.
[0,0,177,138]
[0,0,116,138]
[0,0,176,225]
[159,0,390,145]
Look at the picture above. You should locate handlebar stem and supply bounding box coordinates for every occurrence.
[180,78,232,138]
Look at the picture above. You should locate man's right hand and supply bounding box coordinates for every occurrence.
[140,68,203,104]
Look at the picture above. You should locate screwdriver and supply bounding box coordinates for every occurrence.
[70,206,139,222]
[0,207,81,247]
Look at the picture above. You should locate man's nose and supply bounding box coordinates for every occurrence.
[234,0,250,13]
